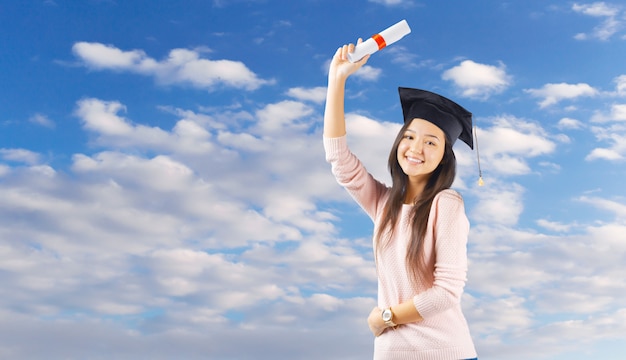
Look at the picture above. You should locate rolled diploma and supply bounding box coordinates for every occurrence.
[348,19,411,63]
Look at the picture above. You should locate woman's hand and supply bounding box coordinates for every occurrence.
[367,307,387,337]
[328,38,370,83]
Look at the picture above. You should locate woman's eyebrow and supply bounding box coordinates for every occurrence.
[405,129,440,141]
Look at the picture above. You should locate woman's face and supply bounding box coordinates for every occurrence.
[396,118,446,180]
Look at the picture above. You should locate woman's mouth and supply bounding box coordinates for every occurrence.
[406,156,423,165]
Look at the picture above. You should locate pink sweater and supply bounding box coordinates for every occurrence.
[324,136,477,360]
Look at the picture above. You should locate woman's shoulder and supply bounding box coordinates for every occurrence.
[432,189,465,212]
[435,188,464,202]
[428,189,468,228]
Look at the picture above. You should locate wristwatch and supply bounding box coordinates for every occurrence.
[381,307,397,327]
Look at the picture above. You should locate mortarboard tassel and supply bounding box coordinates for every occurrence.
[474,125,484,186]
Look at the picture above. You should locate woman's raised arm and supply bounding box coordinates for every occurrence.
[323,40,369,138]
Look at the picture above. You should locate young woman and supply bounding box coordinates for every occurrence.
[323,41,478,360]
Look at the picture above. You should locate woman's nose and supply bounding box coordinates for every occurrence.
[410,140,423,154]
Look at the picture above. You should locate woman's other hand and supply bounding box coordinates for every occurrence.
[367,307,387,337]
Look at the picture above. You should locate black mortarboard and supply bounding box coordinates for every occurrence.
[398,87,473,149]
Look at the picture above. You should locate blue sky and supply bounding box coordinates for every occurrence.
[1,0,626,359]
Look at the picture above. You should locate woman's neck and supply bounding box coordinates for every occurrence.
[404,179,427,204]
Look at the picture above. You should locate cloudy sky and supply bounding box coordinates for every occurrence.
[1,0,626,359]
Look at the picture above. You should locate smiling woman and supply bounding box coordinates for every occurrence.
[323,40,478,359]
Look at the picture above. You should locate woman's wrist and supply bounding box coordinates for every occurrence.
[381,307,397,328]
[327,72,348,87]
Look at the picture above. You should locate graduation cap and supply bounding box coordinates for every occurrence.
[398,87,484,185]
[399,87,473,148]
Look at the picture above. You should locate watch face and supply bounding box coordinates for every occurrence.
[382,309,392,321]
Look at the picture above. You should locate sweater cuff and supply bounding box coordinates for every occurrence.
[323,135,348,162]
[413,294,437,320]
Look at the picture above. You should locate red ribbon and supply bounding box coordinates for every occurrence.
[372,33,387,50]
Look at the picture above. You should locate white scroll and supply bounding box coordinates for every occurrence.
[348,19,412,63]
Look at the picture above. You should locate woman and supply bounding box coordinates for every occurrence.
[323,40,478,360]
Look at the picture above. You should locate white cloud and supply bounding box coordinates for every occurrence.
[217,131,269,152]
[254,100,314,133]
[476,115,556,176]
[557,117,585,130]
[75,98,214,154]
[614,74,626,96]
[75,98,133,136]
[367,0,407,5]
[442,60,512,99]
[461,190,626,356]
[525,82,598,108]
[464,294,534,343]
[583,78,626,159]
[285,86,327,104]
[578,195,626,219]
[72,42,274,90]
[573,2,620,17]
[385,46,427,69]
[536,219,576,232]
[572,2,624,41]
[345,113,401,184]
[586,147,623,160]
[0,148,41,165]
[73,42,146,69]
[591,103,626,122]
[586,123,626,161]
[28,113,55,128]
[471,183,525,226]
[354,65,382,81]
[72,152,195,192]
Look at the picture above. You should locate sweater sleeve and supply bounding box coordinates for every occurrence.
[412,189,470,319]
[323,136,389,221]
